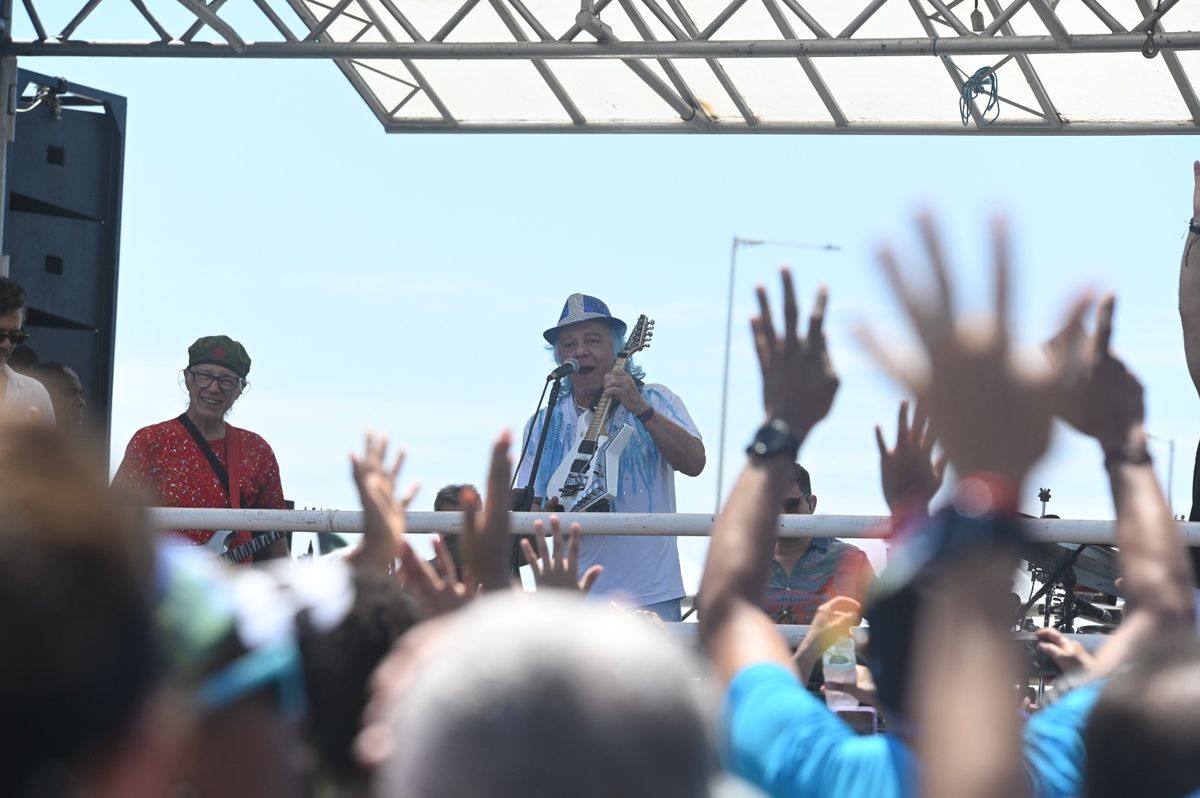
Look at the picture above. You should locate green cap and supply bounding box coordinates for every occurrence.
[188,335,251,378]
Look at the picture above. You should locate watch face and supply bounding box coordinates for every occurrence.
[749,421,798,457]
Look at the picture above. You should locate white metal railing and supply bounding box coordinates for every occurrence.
[145,509,1200,546]
[664,624,1108,653]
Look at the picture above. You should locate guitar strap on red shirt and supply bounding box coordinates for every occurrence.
[175,414,242,507]
[226,426,242,509]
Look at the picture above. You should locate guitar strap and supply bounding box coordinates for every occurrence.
[226,426,242,510]
[176,413,239,506]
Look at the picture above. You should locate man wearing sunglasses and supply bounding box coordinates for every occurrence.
[0,276,54,424]
[762,463,874,624]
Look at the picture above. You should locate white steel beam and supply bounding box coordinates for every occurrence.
[146,507,1200,546]
[662,0,759,125]
[838,0,889,39]
[1028,0,1071,49]
[1077,0,1124,33]
[761,0,847,126]
[983,0,1062,128]
[1135,0,1200,124]
[576,6,712,130]
[490,0,585,125]
[9,32,1200,58]
[907,0,988,128]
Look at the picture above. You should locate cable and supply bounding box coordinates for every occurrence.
[959,66,1000,127]
[511,379,551,491]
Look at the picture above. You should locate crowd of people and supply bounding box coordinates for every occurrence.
[7,165,1200,797]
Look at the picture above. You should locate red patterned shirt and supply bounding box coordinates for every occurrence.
[113,418,286,552]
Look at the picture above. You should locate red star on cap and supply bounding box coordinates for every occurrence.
[213,347,226,357]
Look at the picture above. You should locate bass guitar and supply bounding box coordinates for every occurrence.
[545,314,653,512]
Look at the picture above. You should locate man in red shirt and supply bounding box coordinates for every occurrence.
[114,335,288,562]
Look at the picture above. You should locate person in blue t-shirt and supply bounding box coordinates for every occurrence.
[698,219,1195,798]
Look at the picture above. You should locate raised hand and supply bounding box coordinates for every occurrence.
[876,400,947,516]
[349,432,419,571]
[603,371,649,415]
[520,514,604,593]
[862,215,1090,486]
[792,596,862,682]
[1046,293,1144,456]
[752,268,839,440]
[460,431,517,593]
[395,535,477,617]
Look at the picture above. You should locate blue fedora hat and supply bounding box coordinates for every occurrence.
[543,293,627,344]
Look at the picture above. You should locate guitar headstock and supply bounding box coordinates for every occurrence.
[622,315,654,357]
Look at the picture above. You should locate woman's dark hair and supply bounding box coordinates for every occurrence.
[296,571,420,786]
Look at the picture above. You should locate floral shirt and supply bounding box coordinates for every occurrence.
[763,538,875,624]
[113,418,286,553]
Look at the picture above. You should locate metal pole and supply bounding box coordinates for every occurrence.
[1149,432,1177,513]
[715,237,757,512]
[0,0,14,277]
[5,32,1200,59]
[714,236,837,512]
[1169,438,1176,513]
[142,507,1200,545]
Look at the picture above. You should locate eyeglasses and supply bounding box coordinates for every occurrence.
[187,368,242,392]
[782,496,811,513]
[0,329,30,345]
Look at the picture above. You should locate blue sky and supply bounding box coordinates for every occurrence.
[16,33,1200,586]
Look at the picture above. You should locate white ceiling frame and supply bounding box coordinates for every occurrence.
[5,0,1200,134]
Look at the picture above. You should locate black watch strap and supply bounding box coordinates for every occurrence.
[746,419,801,460]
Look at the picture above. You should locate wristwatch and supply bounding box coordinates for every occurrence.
[746,419,800,460]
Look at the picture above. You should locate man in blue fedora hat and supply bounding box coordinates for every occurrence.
[515,293,705,620]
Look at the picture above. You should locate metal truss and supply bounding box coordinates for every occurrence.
[5,0,1200,133]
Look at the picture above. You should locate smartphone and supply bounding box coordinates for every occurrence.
[835,707,879,735]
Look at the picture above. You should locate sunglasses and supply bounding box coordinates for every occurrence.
[0,329,30,345]
[782,496,811,513]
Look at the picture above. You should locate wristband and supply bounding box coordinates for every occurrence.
[636,406,656,423]
[1190,218,1200,237]
[953,472,1020,519]
[1103,445,1153,469]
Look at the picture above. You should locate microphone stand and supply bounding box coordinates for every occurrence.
[510,375,567,569]
[1019,543,1088,625]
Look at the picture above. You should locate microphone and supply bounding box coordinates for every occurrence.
[1071,596,1115,625]
[546,359,580,381]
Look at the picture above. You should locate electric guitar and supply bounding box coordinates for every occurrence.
[545,314,653,512]
[199,529,288,566]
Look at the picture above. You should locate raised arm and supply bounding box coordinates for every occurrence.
[1052,294,1195,673]
[458,431,519,593]
[697,269,838,683]
[1180,161,1200,393]
[349,432,418,573]
[875,399,946,528]
[864,216,1089,798]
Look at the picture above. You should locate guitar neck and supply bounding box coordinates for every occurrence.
[581,354,631,444]
[220,530,284,566]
